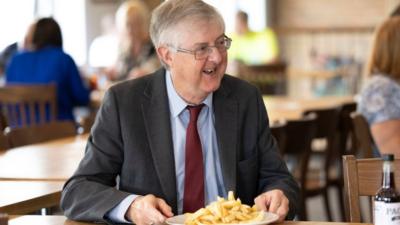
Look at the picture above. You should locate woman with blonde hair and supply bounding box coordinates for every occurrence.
[358,16,400,157]
[108,0,159,80]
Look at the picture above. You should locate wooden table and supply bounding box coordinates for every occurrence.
[0,134,88,181]
[263,95,355,122]
[0,181,64,214]
[8,215,372,225]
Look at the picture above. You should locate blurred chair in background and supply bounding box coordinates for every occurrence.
[0,84,57,128]
[0,111,7,131]
[0,130,10,150]
[338,102,357,157]
[7,121,77,148]
[303,108,341,221]
[270,120,286,156]
[281,114,317,221]
[350,112,375,158]
[237,61,287,95]
[5,17,90,123]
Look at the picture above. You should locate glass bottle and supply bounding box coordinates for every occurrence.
[374,154,400,225]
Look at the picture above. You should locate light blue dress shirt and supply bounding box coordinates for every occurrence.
[107,71,226,222]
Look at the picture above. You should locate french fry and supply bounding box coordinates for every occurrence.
[184,191,264,225]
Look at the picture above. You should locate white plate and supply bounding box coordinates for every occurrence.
[165,211,279,225]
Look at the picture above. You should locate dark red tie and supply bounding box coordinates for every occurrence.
[183,104,205,213]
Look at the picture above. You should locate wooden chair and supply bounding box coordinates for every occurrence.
[0,84,57,128]
[282,114,317,220]
[303,107,341,221]
[0,111,7,131]
[270,120,286,156]
[350,112,375,158]
[342,155,400,222]
[338,102,357,156]
[331,101,357,221]
[237,61,287,95]
[7,121,77,148]
[0,131,10,150]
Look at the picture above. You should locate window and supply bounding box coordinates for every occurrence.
[204,0,267,33]
[0,0,86,66]
[0,0,35,50]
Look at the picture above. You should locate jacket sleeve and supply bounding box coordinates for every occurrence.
[255,90,300,220]
[60,88,128,223]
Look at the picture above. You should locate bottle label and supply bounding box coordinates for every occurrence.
[374,201,400,225]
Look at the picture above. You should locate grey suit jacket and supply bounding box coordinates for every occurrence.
[60,68,299,223]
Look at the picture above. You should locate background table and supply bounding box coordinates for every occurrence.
[263,95,355,122]
[0,181,64,214]
[0,134,88,181]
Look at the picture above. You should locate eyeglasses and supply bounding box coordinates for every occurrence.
[170,35,232,60]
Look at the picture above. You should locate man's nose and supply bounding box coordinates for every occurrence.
[206,47,222,63]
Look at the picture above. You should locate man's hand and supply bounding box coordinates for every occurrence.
[254,189,289,222]
[125,194,174,225]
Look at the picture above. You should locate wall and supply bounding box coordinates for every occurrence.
[270,0,400,96]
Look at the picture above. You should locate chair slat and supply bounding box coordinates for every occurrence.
[0,84,57,128]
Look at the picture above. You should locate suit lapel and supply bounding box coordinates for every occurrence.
[141,69,178,213]
[214,77,238,194]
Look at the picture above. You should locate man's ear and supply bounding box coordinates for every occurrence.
[157,46,173,67]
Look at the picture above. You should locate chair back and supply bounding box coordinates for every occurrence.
[338,102,357,156]
[0,84,57,128]
[7,121,77,148]
[237,61,287,95]
[303,107,340,173]
[283,114,317,185]
[304,107,340,139]
[0,111,7,131]
[342,155,400,222]
[0,131,10,150]
[350,112,374,158]
[270,120,286,156]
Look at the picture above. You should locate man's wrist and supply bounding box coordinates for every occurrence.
[125,195,143,222]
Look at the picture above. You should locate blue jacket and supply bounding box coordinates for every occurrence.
[6,46,90,121]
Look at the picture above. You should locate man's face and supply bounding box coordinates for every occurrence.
[159,20,228,103]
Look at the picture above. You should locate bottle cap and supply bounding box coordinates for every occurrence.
[382,154,394,161]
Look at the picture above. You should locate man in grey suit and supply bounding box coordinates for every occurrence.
[61,0,299,224]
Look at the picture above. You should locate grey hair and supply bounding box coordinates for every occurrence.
[150,0,225,49]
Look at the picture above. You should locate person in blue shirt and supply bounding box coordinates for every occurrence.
[6,17,90,122]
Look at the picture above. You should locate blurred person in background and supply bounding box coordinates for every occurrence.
[106,0,160,81]
[5,17,90,122]
[357,16,400,158]
[228,10,279,66]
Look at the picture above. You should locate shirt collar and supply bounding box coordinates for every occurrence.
[165,70,213,118]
